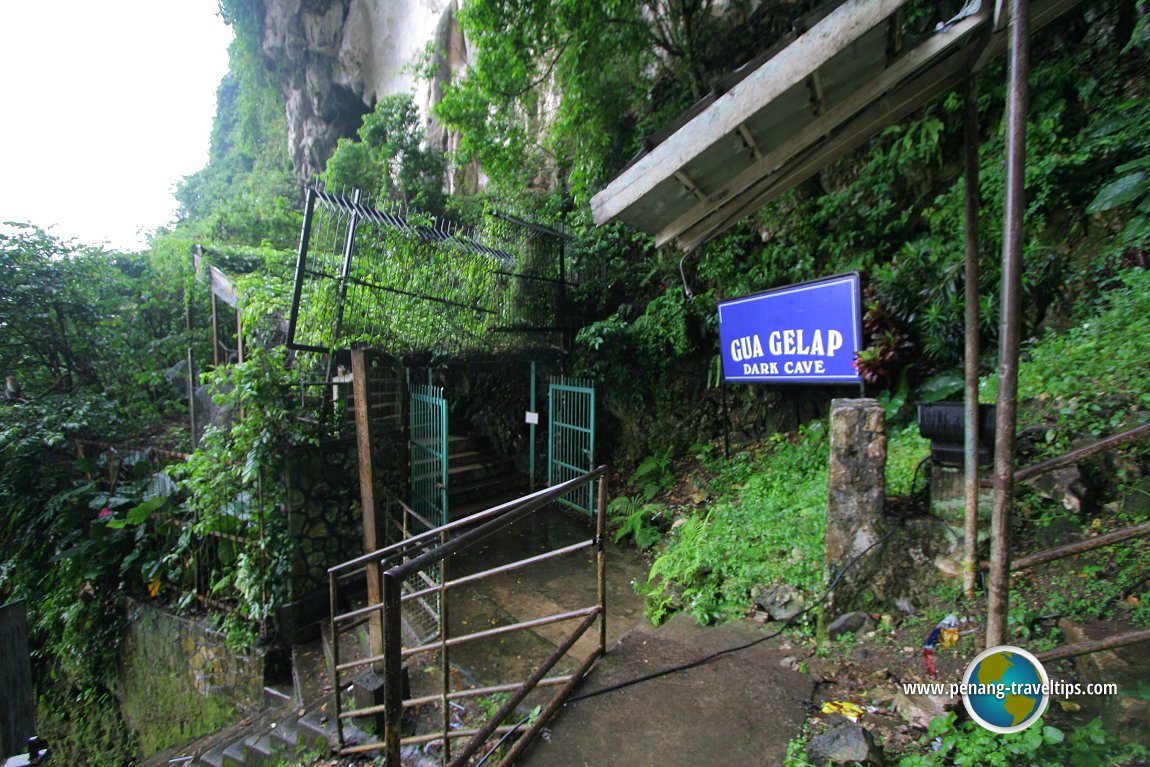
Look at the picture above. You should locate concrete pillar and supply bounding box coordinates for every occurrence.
[824,398,887,620]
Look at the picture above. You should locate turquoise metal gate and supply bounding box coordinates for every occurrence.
[547,377,596,514]
[410,383,449,528]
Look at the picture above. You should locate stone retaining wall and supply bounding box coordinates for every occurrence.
[118,601,264,757]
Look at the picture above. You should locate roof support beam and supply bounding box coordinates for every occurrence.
[591,0,911,226]
[673,170,707,201]
[674,20,988,251]
[806,69,827,115]
[655,10,987,248]
[737,123,763,160]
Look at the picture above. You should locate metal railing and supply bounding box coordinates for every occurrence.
[327,467,609,766]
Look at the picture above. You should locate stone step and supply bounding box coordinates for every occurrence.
[268,718,300,752]
[221,739,248,766]
[243,732,274,765]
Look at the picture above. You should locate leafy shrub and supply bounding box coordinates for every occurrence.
[644,421,830,624]
[983,267,1150,452]
[896,713,1149,767]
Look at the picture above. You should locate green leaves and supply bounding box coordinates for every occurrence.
[1088,162,1149,213]
[320,94,446,213]
[105,495,167,529]
[896,714,1147,766]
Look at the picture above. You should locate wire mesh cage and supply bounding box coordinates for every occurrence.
[287,186,570,360]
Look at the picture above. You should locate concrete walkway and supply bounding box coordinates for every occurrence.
[518,613,814,767]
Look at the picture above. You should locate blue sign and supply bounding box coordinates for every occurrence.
[718,273,863,384]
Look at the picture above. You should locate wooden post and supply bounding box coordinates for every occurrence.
[210,291,220,367]
[352,349,386,665]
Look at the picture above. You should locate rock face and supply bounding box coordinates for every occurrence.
[824,398,887,619]
[260,0,461,182]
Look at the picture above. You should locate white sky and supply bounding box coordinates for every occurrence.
[0,1,233,251]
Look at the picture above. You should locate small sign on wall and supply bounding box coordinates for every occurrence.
[718,273,863,384]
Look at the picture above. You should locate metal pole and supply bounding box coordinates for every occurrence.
[286,186,317,348]
[329,188,362,382]
[987,0,1030,648]
[439,529,451,764]
[597,473,608,654]
[529,361,537,489]
[383,571,404,767]
[187,348,198,450]
[962,73,982,599]
[329,571,344,750]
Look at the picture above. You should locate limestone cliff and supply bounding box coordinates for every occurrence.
[258,0,464,183]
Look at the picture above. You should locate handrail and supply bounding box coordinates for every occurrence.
[392,467,607,580]
[979,421,1150,488]
[327,465,609,766]
[328,468,604,576]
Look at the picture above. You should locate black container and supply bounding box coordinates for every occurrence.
[916,401,996,467]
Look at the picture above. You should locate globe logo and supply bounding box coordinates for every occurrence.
[961,645,1050,733]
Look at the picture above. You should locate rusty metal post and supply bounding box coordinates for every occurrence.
[382,570,404,767]
[987,0,1030,648]
[1036,629,1150,663]
[440,529,451,764]
[596,472,608,654]
[329,570,344,750]
[962,73,982,599]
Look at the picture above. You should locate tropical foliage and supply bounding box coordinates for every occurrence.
[2,0,1149,761]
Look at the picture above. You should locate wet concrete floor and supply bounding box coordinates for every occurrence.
[518,614,815,767]
[407,504,813,766]
[432,504,650,689]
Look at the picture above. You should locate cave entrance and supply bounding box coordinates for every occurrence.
[285,184,584,545]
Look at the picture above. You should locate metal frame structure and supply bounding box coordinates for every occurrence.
[547,377,597,515]
[326,468,609,766]
[409,383,449,528]
[287,186,571,359]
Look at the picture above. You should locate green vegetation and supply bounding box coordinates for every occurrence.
[642,422,830,624]
[894,714,1149,767]
[2,0,1149,762]
[0,225,199,765]
[321,93,447,213]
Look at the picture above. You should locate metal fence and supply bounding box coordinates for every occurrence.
[286,186,570,358]
[74,440,268,621]
[409,383,449,528]
[548,377,596,515]
[326,467,609,766]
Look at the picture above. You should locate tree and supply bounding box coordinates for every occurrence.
[320,93,447,213]
[0,224,131,394]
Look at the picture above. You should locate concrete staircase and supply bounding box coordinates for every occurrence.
[141,633,375,767]
[445,435,529,517]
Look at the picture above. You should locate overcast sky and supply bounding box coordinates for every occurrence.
[0,1,233,251]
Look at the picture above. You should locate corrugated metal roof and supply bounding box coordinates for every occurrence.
[591,0,1085,250]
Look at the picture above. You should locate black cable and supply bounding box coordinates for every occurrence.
[564,520,906,705]
[472,519,908,767]
[474,713,533,767]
